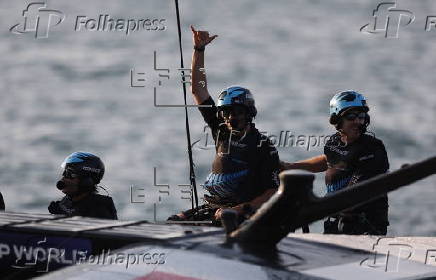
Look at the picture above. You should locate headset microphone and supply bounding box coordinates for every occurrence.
[56,181,66,190]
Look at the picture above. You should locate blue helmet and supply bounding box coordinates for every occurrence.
[61,152,105,184]
[217,86,257,118]
[329,90,369,125]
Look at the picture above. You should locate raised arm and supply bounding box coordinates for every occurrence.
[190,25,217,104]
[281,155,328,173]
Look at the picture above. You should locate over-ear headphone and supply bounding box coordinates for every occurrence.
[329,113,340,126]
[361,114,370,133]
[365,114,370,126]
[247,106,257,119]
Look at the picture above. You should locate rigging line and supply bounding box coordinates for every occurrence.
[174,0,199,210]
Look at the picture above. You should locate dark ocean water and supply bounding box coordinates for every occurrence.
[0,0,435,235]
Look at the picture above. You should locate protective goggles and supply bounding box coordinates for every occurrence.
[62,168,80,179]
[343,112,367,121]
[218,106,247,119]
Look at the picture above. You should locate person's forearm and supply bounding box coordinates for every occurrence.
[283,155,327,173]
[234,188,276,211]
[191,49,209,104]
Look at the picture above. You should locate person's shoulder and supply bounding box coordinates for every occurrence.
[360,133,386,149]
[324,133,342,153]
[81,193,117,219]
[251,126,271,147]
[325,132,340,145]
[251,126,279,157]
[89,193,115,204]
[91,193,114,200]
[358,134,389,166]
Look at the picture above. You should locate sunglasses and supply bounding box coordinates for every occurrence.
[219,107,247,119]
[343,112,367,121]
[62,169,79,179]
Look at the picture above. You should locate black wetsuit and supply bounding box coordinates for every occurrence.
[48,193,118,220]
[0,192,5,210]
[169,97,280,222]
[323,133,389,235]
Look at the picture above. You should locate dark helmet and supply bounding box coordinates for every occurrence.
[61,152,105,185]
[217,86,257,119]
[329,90,369,125]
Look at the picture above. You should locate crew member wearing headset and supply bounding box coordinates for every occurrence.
[282,91,389,235]
[48,152,117,220]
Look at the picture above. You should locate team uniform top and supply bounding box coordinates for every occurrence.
[198,97,281,206]
[49,193,118,220]
[324,133,389,222]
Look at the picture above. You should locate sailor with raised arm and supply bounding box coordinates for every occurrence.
[168,26,281,224]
